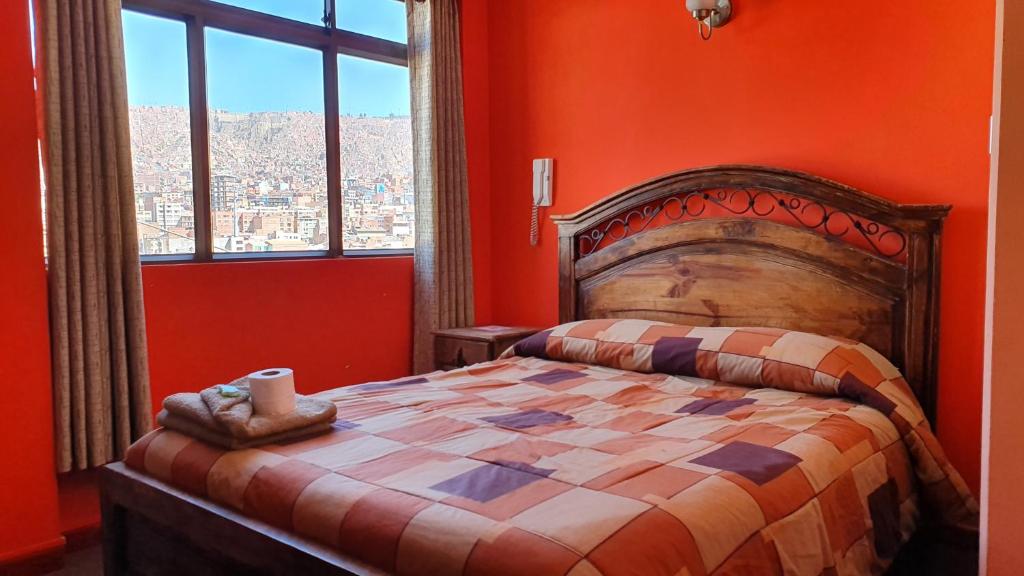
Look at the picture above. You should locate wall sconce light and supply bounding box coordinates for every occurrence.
[685,0,732,41]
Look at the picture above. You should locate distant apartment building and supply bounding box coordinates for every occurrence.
[152,198,184,230]
[211,174,241,211]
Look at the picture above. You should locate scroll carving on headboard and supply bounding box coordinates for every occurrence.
[578,188,909,261]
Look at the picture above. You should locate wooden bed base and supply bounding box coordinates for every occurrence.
[100,463,370,575]
[101,166,966,575]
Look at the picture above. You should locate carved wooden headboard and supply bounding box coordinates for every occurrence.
[553,165,950,421]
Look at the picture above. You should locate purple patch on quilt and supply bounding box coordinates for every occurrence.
[493,460,555,478]
[868,479,901,559]
[332,420,360,431]
[651,336,703,377]
[523,369,584,385]
[482,409,573,430]
[512,330,553,359]
[838,372,897,416]
[357,376,429,392]
[691,441,802,485]
[676,398,757,416]
[431,463,544,502]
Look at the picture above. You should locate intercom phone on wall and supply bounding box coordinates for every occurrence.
[531,158,553,246]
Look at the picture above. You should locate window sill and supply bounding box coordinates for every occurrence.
[140,249,414,265]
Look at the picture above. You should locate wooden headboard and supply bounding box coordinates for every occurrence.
[553,165,950,421]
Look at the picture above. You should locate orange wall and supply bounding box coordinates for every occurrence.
[471,0,994,493]
[982,0,1024,573]
[142,258,413,408]
[0,0,63,564]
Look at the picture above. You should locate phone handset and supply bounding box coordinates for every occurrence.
[531,159,553,246]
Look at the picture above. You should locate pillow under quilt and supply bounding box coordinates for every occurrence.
[506,318,913,419]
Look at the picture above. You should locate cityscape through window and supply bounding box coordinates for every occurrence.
[121,0,414,258]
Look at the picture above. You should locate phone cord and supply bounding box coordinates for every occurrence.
[530,203,540,246]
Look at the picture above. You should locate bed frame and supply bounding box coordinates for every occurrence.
[101,165,955,575]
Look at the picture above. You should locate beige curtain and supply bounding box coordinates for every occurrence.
[39,0,153,472]
[408,0,475,373]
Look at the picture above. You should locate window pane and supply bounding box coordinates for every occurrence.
[214,0,325,26]
[338,55,413,251]
[337,0,407,43]
[206,29,328,254]
[123,11,195,256]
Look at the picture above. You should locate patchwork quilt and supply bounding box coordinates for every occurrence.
[125,319,977,576]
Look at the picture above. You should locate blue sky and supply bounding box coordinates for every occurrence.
[122,0,410,117]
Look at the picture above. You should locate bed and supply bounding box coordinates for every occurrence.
[101,165,976,575]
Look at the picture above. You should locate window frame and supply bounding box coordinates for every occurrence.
[122,0,413,263]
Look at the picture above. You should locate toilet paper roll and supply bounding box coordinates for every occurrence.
[247,368,297,416]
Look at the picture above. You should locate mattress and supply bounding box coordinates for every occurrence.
[125,321,976,576]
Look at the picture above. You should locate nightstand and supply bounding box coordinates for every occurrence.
[433,326,540,371]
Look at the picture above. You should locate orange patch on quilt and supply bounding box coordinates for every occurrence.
[601,410,680,433]
[378,417,477,445]
[264,427,360,457]
[472,436,575,463]
[340,447,455,483]
[715,534,782,576]
[692,384,749,400]
[762,360,816,393]
[883,443,914,501]
[464,362,515,377]
[817,474,869,555]
[636,324,695,345]
[603,385,670,406]
[816,347,885,385]
[703,423,799,448]
[337,489,432,573]
[545,336,564,358]
[584,459,662,491]
[449,379,516,394]
[588,507,706,576]
[720,331,783,357]
[517,393,595,414]
[592,433,678,456]
[604,464,708,501]
[723,467,816,524]
[565,319,619,339]
[242,459,330,529]
[123,430,159,471]
[696,350,720,381]
[595,341,637,369]
[464,527,581,576]
[337,399,405,421]
[805,415,878,453]
[786,397,854,412]
[418,395,503,414]
[170,440,225,496]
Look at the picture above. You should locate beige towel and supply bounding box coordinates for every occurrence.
[161,380,337,448]
[156,410,335,450]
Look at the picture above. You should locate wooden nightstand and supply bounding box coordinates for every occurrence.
[433,326,540,371]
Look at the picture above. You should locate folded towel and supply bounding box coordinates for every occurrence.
[156,410,335,450]
[160,379,337,448]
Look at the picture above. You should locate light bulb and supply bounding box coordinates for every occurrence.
[685,0,717,10]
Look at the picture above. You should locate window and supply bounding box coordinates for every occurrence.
[121,0,413,260]
[124,12,195,255]
[339,55,413,250]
